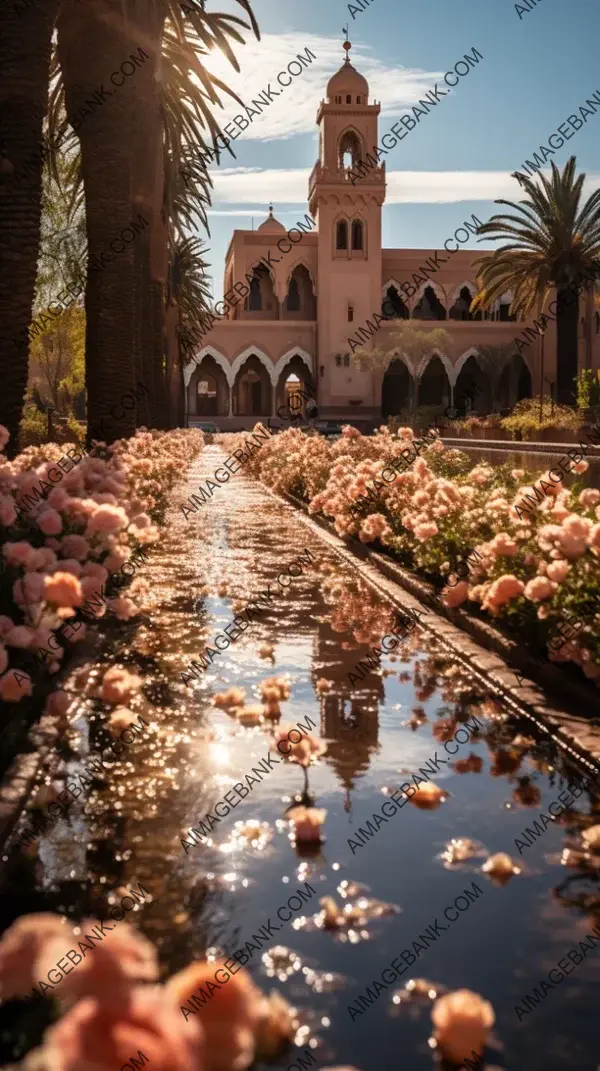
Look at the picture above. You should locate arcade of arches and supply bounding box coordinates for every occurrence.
[188,349,532,422]
[186,353,315,419]
[380,352,532,419]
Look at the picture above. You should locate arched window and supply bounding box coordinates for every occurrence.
[339,129,361,171]
[348,304,354,322]
[336,220,348,250]
[286,277,300,312]
[335,354,342,367]
[346,94,351,104]
[356,96,361,104]
[351,220,363,250]
[343,354,350,367]
[249,276,262,311]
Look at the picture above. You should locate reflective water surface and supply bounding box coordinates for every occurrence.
[2,446,600,1071]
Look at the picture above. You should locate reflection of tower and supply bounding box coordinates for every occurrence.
[312,619,384,801]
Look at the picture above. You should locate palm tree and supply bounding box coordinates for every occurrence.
[168,233,212,424]
[472,157,600,406]
[50,0,258,443]
[0,0,62,456]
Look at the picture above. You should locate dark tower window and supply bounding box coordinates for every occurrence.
[248,276,262,311]
[348,304,354,322]
[286,277,300,312]
[335,354,342,366]
[356,96,361,104]
[351,220,363,250]
[339,129,361,170]
[346,94,351,103]
[343,354,350,367]
[336,220,348,250]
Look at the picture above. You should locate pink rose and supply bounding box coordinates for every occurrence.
[0,913,72,1000]
[39,990,203,1071]
[44,572,83,607]
[38,509,63,536]
[60,534,91,561]
[4,625,35,648]
[524,576,557,602]
[41,922,159,1008]
[101,666,142,704]
[546,559,569,583]
[167,961,263,1071]
[86,504,129,536]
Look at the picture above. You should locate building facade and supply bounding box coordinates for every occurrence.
[184,44,600,428]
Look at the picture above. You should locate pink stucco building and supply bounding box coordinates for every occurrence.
[185,43,599,428]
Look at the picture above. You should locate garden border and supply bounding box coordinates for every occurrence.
[261,483,600,775]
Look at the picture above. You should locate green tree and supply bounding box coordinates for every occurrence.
[351,322,453,373]
[29,304,85,415]
[472,157,600,406]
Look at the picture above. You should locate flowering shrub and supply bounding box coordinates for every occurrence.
[224,425,600,686]
[0,425,204,703]
[500,398,583,439]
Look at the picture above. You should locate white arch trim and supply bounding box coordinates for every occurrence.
[230,345,277,386]
[183,347,233,388]
[284,258,317,295]
[273,348,314,384]
[415,349,454,384]
[382,278,408,297]
[452,347,485,386]
[413,277,448,307]
[449,279,478,305]
[381,351,416,378]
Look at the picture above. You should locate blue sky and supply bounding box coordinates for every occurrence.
[196,0,600,301]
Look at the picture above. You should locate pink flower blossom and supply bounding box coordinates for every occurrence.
[167,961,263,1071]
[86,503,129,535]
[442,580,469,608]
[44,690,71,717]
[60,534,91,561]
[4,541,36,568]
[4,625,35,648]
[571,459,589,475]
[546,559,569,583]
[41,922,159,1007]
[0,425,9,451]
[0,913,73,1000]
[579,487,600,509]
[431,988,495,1064]
[0,668,33,701]
[38,508,63,535]
[44,571,83,607]
[39,991,204,1071]
[524,576,557,602]
[101,666,143,704]
[482,574,525,613]
[414,521,438,541]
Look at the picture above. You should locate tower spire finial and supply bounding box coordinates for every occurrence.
[342,26,351,63]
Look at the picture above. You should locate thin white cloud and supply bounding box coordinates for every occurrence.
[211,168,600,205]
[199,32,445,142]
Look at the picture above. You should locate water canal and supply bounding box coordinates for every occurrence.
[2,446,600,1071]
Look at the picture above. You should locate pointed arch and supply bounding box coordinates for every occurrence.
[382,278,406,297]
[231,345,276,386]
[449,280,478,305]
[183,347,233,388]
[338,127,363,170]
[413,277,447,306]
[381,350,414,377]
[452,347,484,385]
[285,258,317,295]
[417,354,451,407]
[273,348,314,383]
[415,348,454,383]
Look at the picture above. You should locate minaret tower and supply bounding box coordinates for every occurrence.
[308,38,386,420]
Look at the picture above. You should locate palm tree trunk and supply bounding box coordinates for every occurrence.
[57,0,137,446]
[0,0,61,456]
[555,281,580,406]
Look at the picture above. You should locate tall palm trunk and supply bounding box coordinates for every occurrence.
[556,279,579,406]
[128,5,166,430]
[0,0,61,456]
[57,0,138,446]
